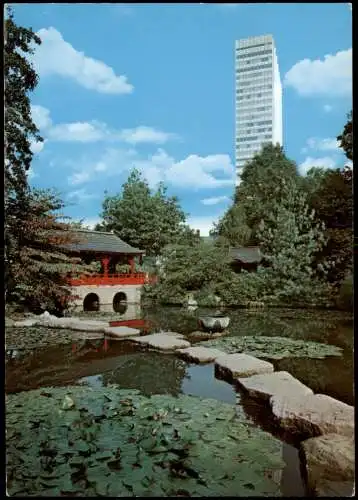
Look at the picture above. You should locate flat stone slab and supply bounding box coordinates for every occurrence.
[65,320,109,332]
[13,319,38,327]
[103,326,140,338]
[176,346,226,364]
[237,371,313,401]
[215,353,274,380]
[131,333,191,351]
[270,393,354,438]
[301,433,354,497]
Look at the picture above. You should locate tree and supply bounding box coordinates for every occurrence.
[255,180,331,304]
[233,144,299,242]
[309,167,353,284]
[337,111,352,162]
[211,203,252,247]
[145,242,232,305]
[5,7,43,298]
[8,189,91,313]
[4,6,42,200]
[100,169,187,255]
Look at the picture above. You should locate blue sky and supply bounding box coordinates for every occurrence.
[12,3,352,234]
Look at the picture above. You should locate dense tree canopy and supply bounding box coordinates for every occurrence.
[99,169,187,255]
[337,111,353,162]
[4,6,42,200]
[8,189,91,312]
[5,9,89,312]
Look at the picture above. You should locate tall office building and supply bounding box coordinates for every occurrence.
[235,34,282,183]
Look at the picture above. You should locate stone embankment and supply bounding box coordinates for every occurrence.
[8,312,354,496]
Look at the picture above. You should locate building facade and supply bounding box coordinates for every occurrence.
[235,34,283,183]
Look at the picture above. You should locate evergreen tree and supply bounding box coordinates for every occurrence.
[256,181,329,303]
[100,169,187,255]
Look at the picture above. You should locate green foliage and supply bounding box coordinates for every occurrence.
[100,169,187,256]
[216,268,269,306]
[198,336,342,360]
[337,110,352,161]
[4,6,42,200]
[145,242,232,305]
[115,263,131,273]
[6,386,285,497]
[255,180,331,304]
[7,189,92,313]
[308,167,352,284]
[211,203,252,247]
[236,143,299,242]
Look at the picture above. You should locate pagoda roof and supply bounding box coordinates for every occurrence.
[64,230,145,255]
[229,246,262,264]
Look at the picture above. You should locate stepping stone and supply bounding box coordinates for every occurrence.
[131,333,190,351]
[215,353,274,380]
[270,393,354,438]
[13,319,38,327]
[66,320,109,332]
[176,346,226,364]
[301,433,354,497]
[237,371,313,401]
[104,326,140,338]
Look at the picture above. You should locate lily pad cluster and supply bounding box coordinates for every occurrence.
[6,386,285,496]
[198,336,343,360]
[5,326,74,351]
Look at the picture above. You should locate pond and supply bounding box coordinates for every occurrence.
[5,305,353,497]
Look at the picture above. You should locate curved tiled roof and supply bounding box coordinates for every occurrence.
[229,246,262,264]
[64,230,145,255]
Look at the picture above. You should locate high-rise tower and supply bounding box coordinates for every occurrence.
[235,34,282,183]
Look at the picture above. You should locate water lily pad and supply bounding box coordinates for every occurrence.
[6,385,285,497]
[198,336,342,359]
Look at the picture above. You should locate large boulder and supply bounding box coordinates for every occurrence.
[215,353,274,381]
[270,393,354,438]
[176,346,226,364]
[300,433,354,497]
[237,371,313,402]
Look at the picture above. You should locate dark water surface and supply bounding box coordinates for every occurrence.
[5,306,353,497]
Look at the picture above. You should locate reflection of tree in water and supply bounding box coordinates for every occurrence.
[274,355,354,406]
[101,352,187,396]
[142,307,199,334]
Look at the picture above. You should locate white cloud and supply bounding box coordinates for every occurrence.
[68,171,92,186]
[65,146,235,190]
[133,150,235,189]
[30,105,176,145]
[284,48,352,96]
[298,156,337,176]
[200,195,230,206]
[119,126,177,145]
[323,104,333,113]
[301,137,340,154]
[49,121,108,142]
[31,104,52,129]
[67,189,97,203]
[33,27,133,94]
[30,139,45,154]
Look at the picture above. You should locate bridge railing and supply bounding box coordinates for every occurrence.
[68,273,157,286]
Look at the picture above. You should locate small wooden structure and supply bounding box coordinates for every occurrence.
[65,229,147,286]
[229,246,262,273]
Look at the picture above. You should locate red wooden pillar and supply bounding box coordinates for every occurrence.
[101,256,110,277]
[129,256,135,274]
